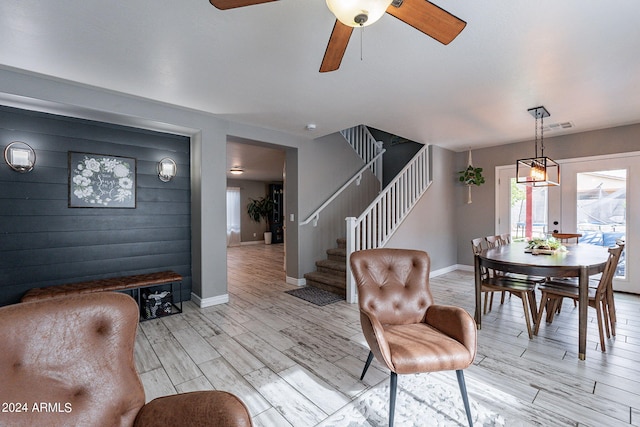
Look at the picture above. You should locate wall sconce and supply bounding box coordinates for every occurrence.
[229,166,244,175]
[4,141,36,173]
[157,157,177,182]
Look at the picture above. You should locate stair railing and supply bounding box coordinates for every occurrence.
[341,125,384,188]
[300,148,386,227]
[345,144,432,302]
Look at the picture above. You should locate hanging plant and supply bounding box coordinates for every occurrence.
[458,164,485,186]
[458,150,485,203]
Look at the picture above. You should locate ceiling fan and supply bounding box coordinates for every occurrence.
[208,0,466,72]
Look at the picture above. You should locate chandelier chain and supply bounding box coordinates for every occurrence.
[540,113,545,157]
[534,112,539,157]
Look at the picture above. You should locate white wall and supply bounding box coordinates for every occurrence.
[297,132,380,275]
[386,145,459,272]
[455,123,640,266]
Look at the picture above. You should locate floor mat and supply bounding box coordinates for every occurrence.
[285,286,344,306]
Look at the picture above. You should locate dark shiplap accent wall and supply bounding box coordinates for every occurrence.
[0,105,191,306]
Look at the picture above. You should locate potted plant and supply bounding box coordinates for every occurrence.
[458,150,485,204]
[525,236,565,254]
[247,196,275,244]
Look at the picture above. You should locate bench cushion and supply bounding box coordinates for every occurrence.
[21,271,182,302]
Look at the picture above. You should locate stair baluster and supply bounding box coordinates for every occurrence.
[345,144,431,302]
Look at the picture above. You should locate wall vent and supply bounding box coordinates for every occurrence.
[543,121,574,132]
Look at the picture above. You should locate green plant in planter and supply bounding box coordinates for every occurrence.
[458,162,485,204]
[247,196,274,232]
[526,237,563,250]
[458,165,486,186]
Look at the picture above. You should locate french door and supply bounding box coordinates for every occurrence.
[497,153,638,294]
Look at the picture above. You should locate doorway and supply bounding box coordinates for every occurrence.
[225,138,296,281]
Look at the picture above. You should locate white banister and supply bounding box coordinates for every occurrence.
[341,125,384,187]
[300,148,386,227]
[345,144,432,303]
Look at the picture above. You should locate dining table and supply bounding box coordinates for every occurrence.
[474,241,611,360]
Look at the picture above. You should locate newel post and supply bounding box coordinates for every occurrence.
[345,216,357,304]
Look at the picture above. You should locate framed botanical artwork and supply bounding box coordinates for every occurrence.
[68,152,137,208]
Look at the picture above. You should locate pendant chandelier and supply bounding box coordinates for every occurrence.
[516,106,560,187]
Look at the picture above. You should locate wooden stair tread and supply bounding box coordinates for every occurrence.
[316,259,346,272]
[304,271,345,285]
[304,272,345,297]
[302,237,348,297]
[326,247,347,257]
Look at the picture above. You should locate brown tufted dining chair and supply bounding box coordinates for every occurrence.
[0,292,252,427]
[350,248,477,427]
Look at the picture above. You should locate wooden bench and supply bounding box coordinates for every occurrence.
[21,271,183,320]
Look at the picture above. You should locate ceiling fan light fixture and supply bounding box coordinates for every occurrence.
[326,0,393,27]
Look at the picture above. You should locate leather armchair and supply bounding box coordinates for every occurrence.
[350,248,477,427]
[0,292,252,427]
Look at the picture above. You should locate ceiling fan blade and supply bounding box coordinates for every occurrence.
[209,0,276,10]
[320,20,354,73]
[386,0,466,45]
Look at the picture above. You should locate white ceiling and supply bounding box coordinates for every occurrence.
[2,0,640,154]
[226,140,285,181]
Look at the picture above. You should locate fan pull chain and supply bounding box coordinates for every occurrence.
[360,26,364,61]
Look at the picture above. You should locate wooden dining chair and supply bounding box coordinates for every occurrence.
[552,232,582,244]
[484,235,502,248]
[605,239,625,333]
[540,242,625,336]
[534,245,624,352]
[499,233,512,244]
[484,235,546,291]
[472,238,538,339]
[545,233,584,313]
[472,238,498,314]
[485,235,515,305]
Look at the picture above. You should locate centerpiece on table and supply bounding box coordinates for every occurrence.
[525,237,566,255]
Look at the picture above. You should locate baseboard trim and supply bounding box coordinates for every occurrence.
[454,264,474,272]
[191,292,229,308]
[286,276,306,287]
[431,264,457,277]
[431,264,473,277]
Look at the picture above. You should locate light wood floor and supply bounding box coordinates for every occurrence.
[135,244,640,426]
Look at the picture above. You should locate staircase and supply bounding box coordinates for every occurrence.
[300,125,432,302]
[303,238,347,297]
[345,143,431,302]
[341,126,384,187]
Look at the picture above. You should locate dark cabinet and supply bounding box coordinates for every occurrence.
[269,183,284,244]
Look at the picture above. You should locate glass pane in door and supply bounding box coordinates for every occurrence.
[576,169,626,277]
[510,178,548,241]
